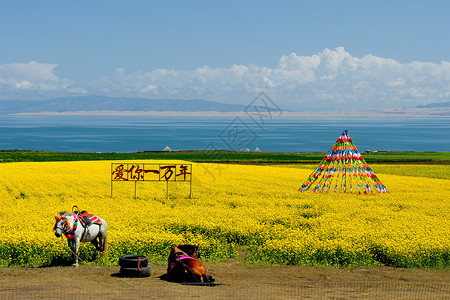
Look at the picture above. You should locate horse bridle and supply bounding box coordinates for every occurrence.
[55,217,70,234]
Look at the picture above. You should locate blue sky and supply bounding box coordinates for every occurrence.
[1,0,450,111]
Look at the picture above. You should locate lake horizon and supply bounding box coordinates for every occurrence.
[0,115,449,153]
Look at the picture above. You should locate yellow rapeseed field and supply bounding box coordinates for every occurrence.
[0,160,448,267]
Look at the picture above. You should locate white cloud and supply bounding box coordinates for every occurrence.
[2,49,450,110]
[0,61,59,81]
[89,47,450,110]
[14,80,33,90]
[0,61,87,100]
[139,84,158,94]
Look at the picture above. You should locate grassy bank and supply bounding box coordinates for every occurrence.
[1,150,449,163]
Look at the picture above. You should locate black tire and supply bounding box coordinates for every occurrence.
[120,266,151,278]
[119,255,148,268]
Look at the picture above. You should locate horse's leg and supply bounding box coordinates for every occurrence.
[99,230,107,255]
[183,260,206,282]
[202,274,215,283]
[187,260,214,283]
[72,238,80,267]
[183,264,199,283]
[91,238,100,259]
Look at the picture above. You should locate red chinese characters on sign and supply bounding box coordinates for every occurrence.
[160,165,175,181]
[127,164,144,180]
[176,164,191,180]
[111,164,159,181]
[111,164,191,181]
[111,164,128,181]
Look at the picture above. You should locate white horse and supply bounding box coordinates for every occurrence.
[53,211,107,267]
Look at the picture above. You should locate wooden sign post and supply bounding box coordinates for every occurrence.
[111,163,192,199]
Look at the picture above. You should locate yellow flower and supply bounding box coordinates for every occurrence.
[0,161,448,267]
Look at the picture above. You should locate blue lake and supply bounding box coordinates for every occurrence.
[0,115,449,152]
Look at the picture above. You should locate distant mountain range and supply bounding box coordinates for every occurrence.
[416,101,450,108]
[0,96,449,116]
[0,96,250,115]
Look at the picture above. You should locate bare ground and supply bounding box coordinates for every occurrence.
[1,259,449,299]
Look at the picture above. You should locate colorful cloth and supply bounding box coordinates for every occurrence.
[299,130,389,193]
[75,210,102,226]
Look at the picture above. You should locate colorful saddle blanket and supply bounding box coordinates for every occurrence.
[75,211,102,226]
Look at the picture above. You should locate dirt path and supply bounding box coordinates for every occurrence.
[1,261,449,299]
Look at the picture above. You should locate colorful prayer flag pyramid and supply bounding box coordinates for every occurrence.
[299,130,389,194]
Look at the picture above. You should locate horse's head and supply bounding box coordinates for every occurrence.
[53,212,71,237]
